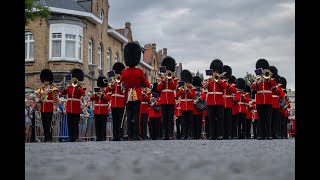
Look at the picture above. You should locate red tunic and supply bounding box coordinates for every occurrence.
[234,91,250,113]
[200,79,228,105]
[157,78,178,105]
[251,79,277,104]
[272,85,285,109]
[36,85,59,113]
[176,85,196,111]
[90,92,110,115]
[60,86,85,114]
[106,82,125,108]
[224,82,237,108]
[140,91,151,114]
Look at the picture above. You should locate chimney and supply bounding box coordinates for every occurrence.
[125,22,131,29]
[163,48,167,55]
[158,49,162,54]
[152,43,156,51]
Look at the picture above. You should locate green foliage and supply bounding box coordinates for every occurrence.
[243,72,255,85]
[25,0,51,25]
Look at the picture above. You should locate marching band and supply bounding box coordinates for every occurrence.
[34,43,292,142]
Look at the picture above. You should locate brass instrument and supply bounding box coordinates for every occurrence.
[212,72,226,83]
[69,77,79,87]
[34,85,58,102]
[114,74,121,83]
[262,69,272,80]
[164,70,174,80]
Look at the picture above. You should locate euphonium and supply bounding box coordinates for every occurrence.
[164,70,173,80]
[262,69,272,80]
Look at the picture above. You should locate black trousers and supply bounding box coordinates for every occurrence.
[237,113,246,139]
[150,117,160,140]
[140,113,148,139]
[176,116,182,139]
[224,108,232,138]
[257,104,273,138]
[41,112,53,142]
[182,111,193,139]
[67,113,80,141]
[231,114,238,138]
[94,114,107,141]
[204,116,209,138]
[31,111,36,142]
[148,121,152,138]
[253,120,258,138]
[271,108,280,138]
[193,114,203,139]
[245,119,252,138]
[126,101,141,139]
[207,105,224,139]
[280,115,288,138]
[159,120,163,138]
[112,108,124,139]
[161,104,175,138]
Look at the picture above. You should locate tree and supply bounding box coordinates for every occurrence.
[25,0,51,26]
[195,70,204,80]
[243,72,255,85]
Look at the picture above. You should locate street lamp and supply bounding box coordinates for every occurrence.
[88,64,96,93]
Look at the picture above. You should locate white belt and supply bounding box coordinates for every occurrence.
[67,98,80,101]
[238,102,246,105]
[162,89,175,92]
[176,107,181,109]
[141,102,148,104]
[95,104,108,106]
[43,100,53,103]
[181,99,193,101]
[252,110,257,113]
[224,95,233,98]
[207,92,223,95]
[111,94,124,97]
[272,95,279,98]
[257,90,272,93]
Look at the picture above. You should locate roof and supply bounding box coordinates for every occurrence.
[116,28,125,36]
[35,0,86,12]
[143,48,153,64]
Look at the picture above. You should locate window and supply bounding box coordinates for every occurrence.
[115,53,118,63]
[88,39,93,64]
[100,10,104,21]
[49,24,83,61]
[25,32,34,61]
[106,49,111,71]
[98,45,102,69]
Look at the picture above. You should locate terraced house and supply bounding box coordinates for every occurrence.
[25,0,129,92]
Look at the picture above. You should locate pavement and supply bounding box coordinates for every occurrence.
[25,139,295,180]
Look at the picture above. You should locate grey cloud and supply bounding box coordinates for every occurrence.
[108,0,294,90]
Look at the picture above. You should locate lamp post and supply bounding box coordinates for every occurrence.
[88,64,96,93]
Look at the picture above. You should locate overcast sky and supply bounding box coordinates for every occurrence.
[108,0,295,90]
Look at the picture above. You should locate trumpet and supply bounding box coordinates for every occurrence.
[164,70,174,80]
[212,72,226,82]
[114,74,121,83]
[69,77,79,87]
[262,69,272,80]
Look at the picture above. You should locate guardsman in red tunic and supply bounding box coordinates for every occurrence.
[279,76,290,139]
[269,66,286,139]
[60,68,86,142]
[251,59,278,140]
[199,59,228,140]
[148,83,162,140]
[234,80,250,139]
[90,76,110,141]
[222,65,237,139]
[228,76,238,139]
[157,56,178,140]
[34,69,59,142]
[192,76,204,139]
[174,97,182,139]
[106,62,126,141]
[140,88,151,140]
[176,70,196,139]
[251,90,259,139]
[244,85,253,139]
[119,42,151,140]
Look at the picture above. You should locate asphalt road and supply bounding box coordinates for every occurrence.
[25,139,295,180]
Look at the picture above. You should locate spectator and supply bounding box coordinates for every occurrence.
[25,100,34,143]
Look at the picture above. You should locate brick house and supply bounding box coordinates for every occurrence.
[25,0,128,92]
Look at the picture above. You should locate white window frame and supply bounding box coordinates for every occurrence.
[25,32,34,61]
[98,45,102,69]
[49,24,83,62]
[88,39,93,64]
[106,49,111,72]
[115,53,118,63]
[100,10,104,22]
[65,34,76,58]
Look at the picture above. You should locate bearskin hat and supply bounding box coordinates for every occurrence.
[151,82,159,94]
[40,69,53,84]
[97,76,107,87]
[269,65,279,82]
[70,68,84,81]
[229,75,236,84]
[279,76,287,89]
[124,42,141,67]
[112,62,125,75]
[255,59,269,70]
[192,76,202,87]
[244,85,251,94]
[161,56,176,72]
[210,59,223,74]
[236,78,245,90]
[223,65,232,79]
[181,70,193,83]
[251,90,257,99]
